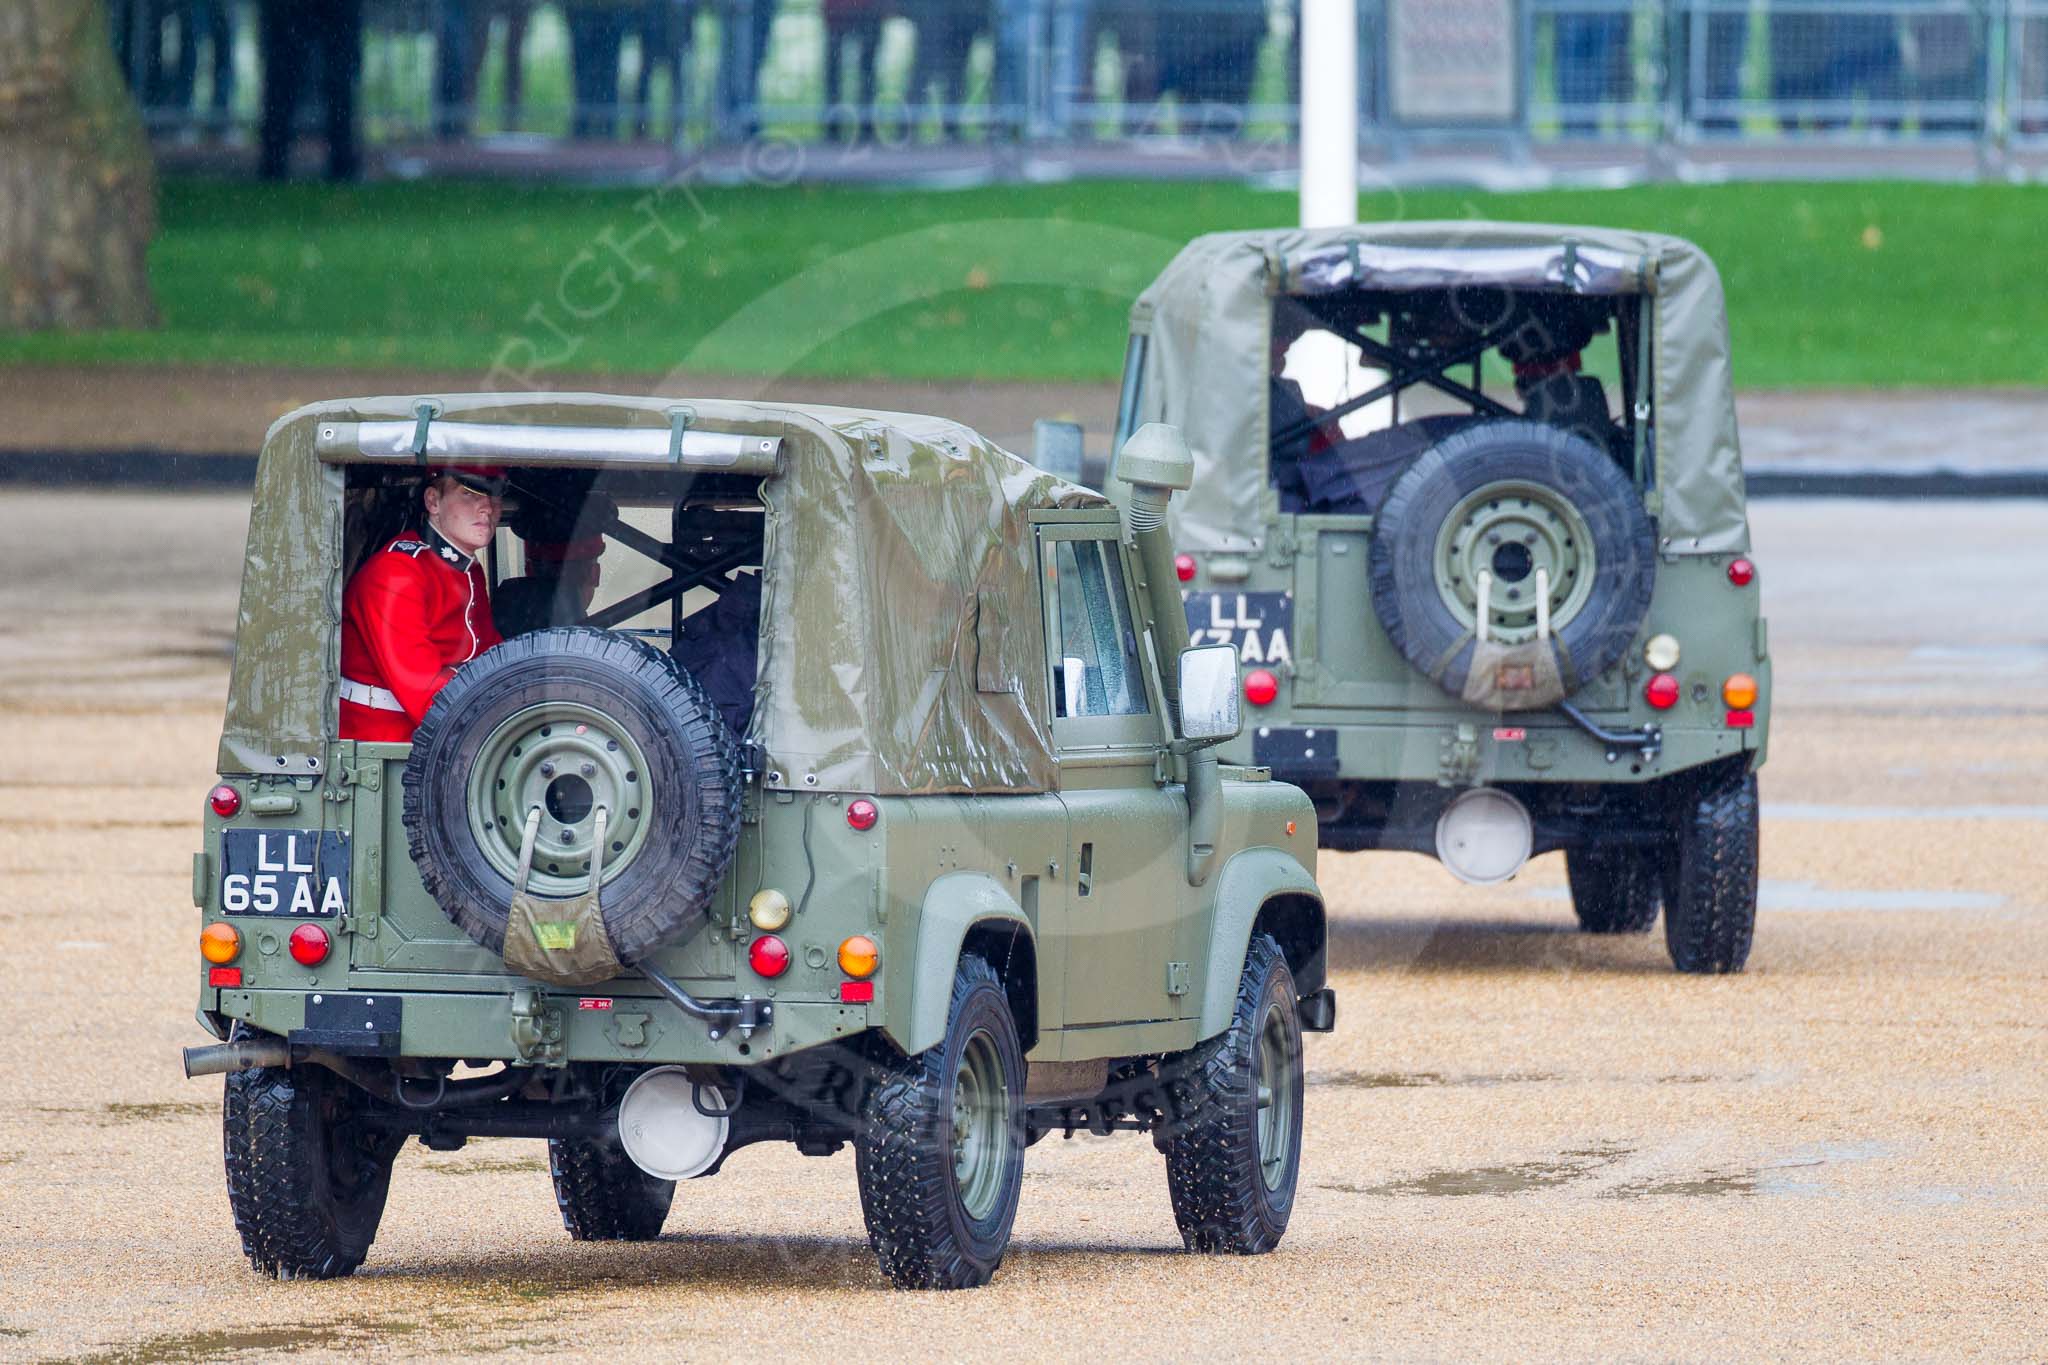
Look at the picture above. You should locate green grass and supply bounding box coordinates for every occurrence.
[4,177,2044,387]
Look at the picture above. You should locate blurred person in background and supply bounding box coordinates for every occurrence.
[1772,8,1901,132]
[168,0,239,134]
[435,1,535,139]
[905,0,987,139]
[717,0,780,137]
[1553,7,1631,136]
[568,0,633,138]
[633,0,697,141]
[823,0,887,142]
[257,0,362,179]
[1155,0,1264,137]
[1674,1,1746,134]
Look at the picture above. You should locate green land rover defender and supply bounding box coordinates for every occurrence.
[184,396,1330,1290]
[1108,224,1767,973]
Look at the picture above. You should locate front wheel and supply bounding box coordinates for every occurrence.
[1662,765,1760,974]
[222,1058,403,1279]
[1157,932,1304,1254]
[854,954,1025,1290]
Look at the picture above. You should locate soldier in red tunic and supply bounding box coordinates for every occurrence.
[339,465,508,742]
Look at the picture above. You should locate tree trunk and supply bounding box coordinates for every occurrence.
[0,0,158,330]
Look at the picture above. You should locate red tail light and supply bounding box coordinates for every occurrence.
[287,924,331,966]
[209,784,241,818]
[1727,558,1755,587]
[1644,673,1680,710]
[1244,669,1279,706]
[748,935,790,978]
[1173,553,1197,583]
[846,798,878,832]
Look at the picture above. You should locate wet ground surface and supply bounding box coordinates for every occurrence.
[1,492,2044,1360]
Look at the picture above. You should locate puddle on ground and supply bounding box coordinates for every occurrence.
[1327,1145,1632,1197]
[35,1101,212,1125]
[423,1156,549,1176]
[1605,1158,1828,1200]
[1308,1071,1556,1090]
[61,1320,418,1365]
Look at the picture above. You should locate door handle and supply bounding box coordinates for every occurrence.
[1077,842,1093,897]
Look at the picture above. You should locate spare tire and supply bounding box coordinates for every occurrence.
[1368,419,1655,711]
[403,627,742,965]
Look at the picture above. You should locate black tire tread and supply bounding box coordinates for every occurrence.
[548,1137,677,1241]
[1566,845,1663,934]
[1158,932,1301,1255]
[1662,765,1760,974]
[221,1062,400,1280]
[854,954,1023,1290]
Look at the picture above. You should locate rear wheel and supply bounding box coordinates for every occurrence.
[1157,933,1304,1254]
[222,1058,403,1279]
[549,1137,676,1241]
[854,954,1025,1290]
[1662,766,1761,974]
[1566,845,1663,934]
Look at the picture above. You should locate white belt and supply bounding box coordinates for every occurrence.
[340,677,406,713]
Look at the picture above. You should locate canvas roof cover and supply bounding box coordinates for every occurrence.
[221,394,1105,794]
[1125,222,1748,556]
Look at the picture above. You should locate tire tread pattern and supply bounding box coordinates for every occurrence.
[1567,845,1663,934]
[221,1063,400,1280]
[1662,765,1760,974]
[548,1137,677,1241]
[1157,933,1300,1255]
[854,954,1023,1290]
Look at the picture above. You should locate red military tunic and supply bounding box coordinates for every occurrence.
[339,527,503,741]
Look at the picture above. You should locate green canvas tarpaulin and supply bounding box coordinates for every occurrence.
[1123,222,1749,557]
[221,394,1103,794]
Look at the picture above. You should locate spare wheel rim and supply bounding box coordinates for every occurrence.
[1431,478,1598,646]
[463,701,656,898]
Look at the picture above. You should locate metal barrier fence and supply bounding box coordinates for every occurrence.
[108,1,2048,166]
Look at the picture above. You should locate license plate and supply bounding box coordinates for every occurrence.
[1183,590,1294,668]
[219,828,350,918]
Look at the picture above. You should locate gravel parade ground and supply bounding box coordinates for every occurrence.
[1,489,2042,1361]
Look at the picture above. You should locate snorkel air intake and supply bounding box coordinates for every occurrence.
[1113,424,1219,886]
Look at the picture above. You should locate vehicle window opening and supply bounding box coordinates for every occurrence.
[1269,288,1649,517]
[1049,539,1149,719]
[340,465,767,737]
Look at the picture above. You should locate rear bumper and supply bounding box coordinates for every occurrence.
[1236,715,1762,788]
[211,984,877,1068]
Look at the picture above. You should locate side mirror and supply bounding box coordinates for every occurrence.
[1032,420,1085,483]
[1177,645,1241,744]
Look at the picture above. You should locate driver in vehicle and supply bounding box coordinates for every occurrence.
[339,464,507,742]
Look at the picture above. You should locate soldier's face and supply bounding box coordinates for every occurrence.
[424,479,502,555]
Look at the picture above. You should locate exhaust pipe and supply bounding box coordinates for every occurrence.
[182,1037,289,1079]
